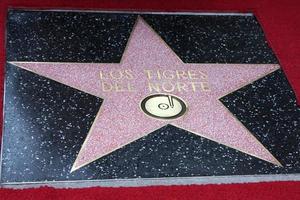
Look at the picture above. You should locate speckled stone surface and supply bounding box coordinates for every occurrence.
[6,10,136,63]
[2,64,102,182]
[1,10,300,185]
[220,69,300,173]
[142,14,278,64]
[6,10,278,64]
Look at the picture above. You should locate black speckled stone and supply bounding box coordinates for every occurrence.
[6,10,137,62]
[1,64,103,182]
[142,14,278,64]
[220,69,300,173]
[84,125,282,179]
[6,10,277,64]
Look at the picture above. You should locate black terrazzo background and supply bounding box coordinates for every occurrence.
[142,14,278,64]
[6,10,278,64]
[6,11,136,63]
[1,64,103,182]
[2,10,300,183]
[81,125,283,179]
[220,69,300,173]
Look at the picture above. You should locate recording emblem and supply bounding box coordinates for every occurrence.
[140,94,187,120]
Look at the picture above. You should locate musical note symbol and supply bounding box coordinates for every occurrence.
[168,95,174,108]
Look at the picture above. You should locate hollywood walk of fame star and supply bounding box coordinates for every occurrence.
[10,16,281,172]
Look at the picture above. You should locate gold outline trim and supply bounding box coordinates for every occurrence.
[2,172,295,187]
[5,15,282,173]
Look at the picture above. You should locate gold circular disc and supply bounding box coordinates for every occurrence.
[140,94,187,120]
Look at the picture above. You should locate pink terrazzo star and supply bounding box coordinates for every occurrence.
[11,17,281,171]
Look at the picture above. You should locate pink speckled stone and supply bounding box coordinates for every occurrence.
[12,17,280,171]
